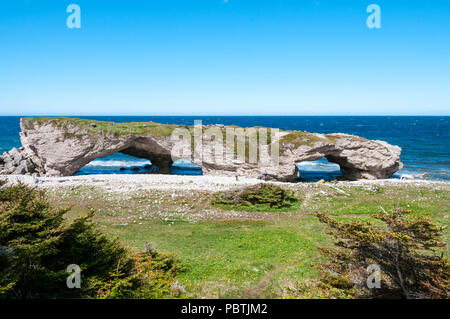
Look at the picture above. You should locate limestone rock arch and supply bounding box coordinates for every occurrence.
[0,117,403,181]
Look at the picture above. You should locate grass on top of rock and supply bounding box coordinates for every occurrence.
[279,132,371,155]
[21,117,179,138]
[279,131,334,150]
[212,184,300,212]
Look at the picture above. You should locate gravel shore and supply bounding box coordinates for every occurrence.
[1,174,449,193]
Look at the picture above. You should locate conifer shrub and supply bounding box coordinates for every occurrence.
[90,246,187,299]
[0,183,185,299]
[314,209,449,299]
[212,183,300,211]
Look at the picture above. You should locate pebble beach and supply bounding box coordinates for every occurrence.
[2,173,449,193]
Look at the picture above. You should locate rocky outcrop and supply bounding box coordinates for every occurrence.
[0,147,37,175]
[0,117,403,181]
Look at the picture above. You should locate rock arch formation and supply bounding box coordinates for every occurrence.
[0,117,403,181]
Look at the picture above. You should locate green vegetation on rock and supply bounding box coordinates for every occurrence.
[22,117,178,139]
[279,131,335,155]
[279,131,369,152]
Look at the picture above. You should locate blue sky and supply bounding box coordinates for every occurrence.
[0,0,449,115]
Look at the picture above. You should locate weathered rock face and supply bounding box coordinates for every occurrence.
[0,117,403,181]
[0,147,37,175]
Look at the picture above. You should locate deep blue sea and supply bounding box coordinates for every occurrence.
[0,116,448,181]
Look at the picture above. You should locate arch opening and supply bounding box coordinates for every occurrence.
[294,157,342,182]
[75,153,159,175]
[75,153,203,176]
[171,159,203,176]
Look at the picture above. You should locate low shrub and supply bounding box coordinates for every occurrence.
[212,184,300,212]
[0,183,185,299]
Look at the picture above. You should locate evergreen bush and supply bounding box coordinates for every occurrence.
[0,183,185,299]
[212,183,299,211]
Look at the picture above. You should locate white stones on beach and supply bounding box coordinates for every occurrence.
[1,173,448,194]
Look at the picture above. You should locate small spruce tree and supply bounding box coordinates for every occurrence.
[316,209,449,299]
[0,183,185,299]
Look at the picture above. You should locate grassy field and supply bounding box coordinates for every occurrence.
[45,182,450,298]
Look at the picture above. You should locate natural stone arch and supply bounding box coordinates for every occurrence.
[294,157,342,181]
[17,120,178,177]
[0,117,403,181]
[54,136,177,177]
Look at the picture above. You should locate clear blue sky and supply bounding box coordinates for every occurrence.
[0,0,449,115]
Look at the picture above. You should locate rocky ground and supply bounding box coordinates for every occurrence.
[2,173,448,224]
[2,173,448,193]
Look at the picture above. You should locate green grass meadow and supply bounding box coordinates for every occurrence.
[47,183,450,298]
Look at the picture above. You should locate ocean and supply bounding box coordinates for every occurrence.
[0,116,448,181]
